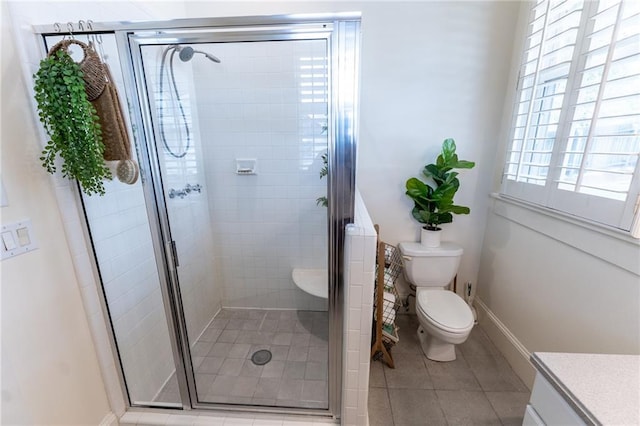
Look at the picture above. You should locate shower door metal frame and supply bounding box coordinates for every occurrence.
[117,15,360,417]
[35,13,360,418]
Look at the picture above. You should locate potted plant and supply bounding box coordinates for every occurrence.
[34,47,111,195]
[405,138,475,247]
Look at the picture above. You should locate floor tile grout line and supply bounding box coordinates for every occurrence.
[379,363,395,426]
[384,384,395,426]
[482,389,508,426]
[432,387,452,426]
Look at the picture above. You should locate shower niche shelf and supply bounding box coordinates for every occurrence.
[236,158,257,175]
[292,268,328,299]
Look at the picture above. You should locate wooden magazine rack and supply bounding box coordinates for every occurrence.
[370,225,402,368]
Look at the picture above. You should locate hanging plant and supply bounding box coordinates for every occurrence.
[34,48,111,195]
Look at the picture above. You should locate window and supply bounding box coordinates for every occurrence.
[502,0,640,233]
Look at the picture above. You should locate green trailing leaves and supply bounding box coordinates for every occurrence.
[319,153,328,179]
[33,49,111,195]
[316,153,328,207]
[405,138,475,229]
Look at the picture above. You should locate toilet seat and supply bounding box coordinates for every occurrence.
[416,290,474,334]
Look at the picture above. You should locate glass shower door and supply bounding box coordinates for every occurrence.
[135,34,331,409]
[41,32,184,407]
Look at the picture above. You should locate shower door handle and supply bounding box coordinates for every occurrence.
[165,240,179,269]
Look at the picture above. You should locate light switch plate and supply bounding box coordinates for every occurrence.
[2,231,17,250]
[1,219,38,260]
[16,227,31,246]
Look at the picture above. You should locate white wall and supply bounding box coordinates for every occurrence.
[182,0,522,295]
[0,3,112,424]
[476,2,640,388]
[356,1,521,291]
[477,199,640,388]
[480,201,640,354]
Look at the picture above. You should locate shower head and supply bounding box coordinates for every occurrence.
[174,45,221,63]
[176,45,195,62]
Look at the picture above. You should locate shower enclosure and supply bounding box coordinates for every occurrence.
[39,14,359,417]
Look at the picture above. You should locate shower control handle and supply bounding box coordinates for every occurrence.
[185,183,202,194]
[169,183,202,199]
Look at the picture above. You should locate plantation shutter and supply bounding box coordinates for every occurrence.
[502,0,640,232]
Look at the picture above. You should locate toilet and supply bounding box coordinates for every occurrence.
[398,241,474,362]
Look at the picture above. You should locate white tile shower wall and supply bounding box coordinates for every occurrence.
[163,174,221,346]
[193,39,329,310]
[141,45,223,345]
[342,191,377,426]
[82,179,175,404]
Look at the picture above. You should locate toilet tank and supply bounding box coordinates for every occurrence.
[398,242,463,287]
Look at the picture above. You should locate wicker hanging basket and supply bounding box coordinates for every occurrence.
[48,39,107,101]
[94,65,139,184]
[93,65,131,162]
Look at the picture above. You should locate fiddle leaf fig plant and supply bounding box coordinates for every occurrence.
[34,49,111,195]
[405,138,475,230]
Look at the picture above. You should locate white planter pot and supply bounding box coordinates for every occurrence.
[421,228,441,247]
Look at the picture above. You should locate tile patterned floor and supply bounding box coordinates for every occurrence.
[157,308,329,409]
[369,314,530,426]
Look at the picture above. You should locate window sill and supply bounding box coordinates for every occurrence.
[490,193,640,276]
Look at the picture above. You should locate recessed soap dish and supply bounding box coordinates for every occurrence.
[236,159,257,175]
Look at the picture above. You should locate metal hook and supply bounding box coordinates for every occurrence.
[78,20,90,43]
[86,20,96,45]
[66,22,74,39]
[54,22,61,33]
[96,32,107,61]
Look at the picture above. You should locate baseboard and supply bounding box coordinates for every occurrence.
[475,297,536,389]
[99,412,118,426]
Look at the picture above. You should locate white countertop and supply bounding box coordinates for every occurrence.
[531,352,640,426]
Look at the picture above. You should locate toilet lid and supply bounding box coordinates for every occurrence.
[417,290,474,332]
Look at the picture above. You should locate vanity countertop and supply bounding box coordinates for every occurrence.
[531,352,640,425]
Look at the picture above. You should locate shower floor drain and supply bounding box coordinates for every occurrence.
[251,349,272,366]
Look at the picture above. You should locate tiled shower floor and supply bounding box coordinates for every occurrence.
[156,308,329,409]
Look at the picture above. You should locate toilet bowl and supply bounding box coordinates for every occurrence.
[415,288,474,361]
[398,241,474,362]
